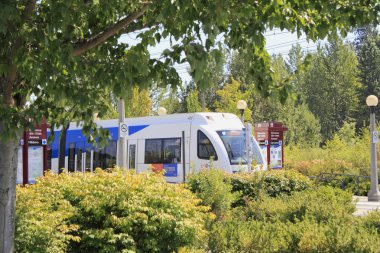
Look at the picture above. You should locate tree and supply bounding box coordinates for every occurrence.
[214,79,253,122]
[280,103,321,148]
[0,1,378,251]
[354,27,380,130]
[124,86,152,117]
[304,38,362,142]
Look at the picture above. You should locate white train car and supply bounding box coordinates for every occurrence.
[48,112,266,183]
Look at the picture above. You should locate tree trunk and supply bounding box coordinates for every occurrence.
[199,92,206,111]
[0,121,19,253]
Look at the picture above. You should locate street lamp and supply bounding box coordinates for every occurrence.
[366,95,380,201]
[157,107,167,116]
[237,100,247,123]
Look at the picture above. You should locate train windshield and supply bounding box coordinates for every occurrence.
[217,130,247,165]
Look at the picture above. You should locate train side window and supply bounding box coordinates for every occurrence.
[145,139,162,164]
[85,148,91,172]
[129,144,136,169]
[68,143,76,172]
[105,140,117,169]
[163,139,181,163]
[93,147,101,170]
[145,138,181,164]
[197,131,218,161]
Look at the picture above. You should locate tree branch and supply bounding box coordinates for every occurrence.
[72,4,149,57]
[22,0,37,21]
[3,0,37,106]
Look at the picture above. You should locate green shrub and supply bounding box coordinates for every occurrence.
[208,217,380,253]
[360,211,380,234]
[229,170,312,205]
[285,127,373,177]
[16,169,211,253]
[316,174,371,196]
[208,187,379,253]
[186,169,239,219]
[245,186,355,223]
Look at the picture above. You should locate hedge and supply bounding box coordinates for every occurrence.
[16,169,211,253]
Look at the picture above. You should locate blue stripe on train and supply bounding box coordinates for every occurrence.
[48,125,149,159]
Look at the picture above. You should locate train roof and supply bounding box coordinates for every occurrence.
[51,112,244,131]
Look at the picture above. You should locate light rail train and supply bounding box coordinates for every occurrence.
[47,112,266,182]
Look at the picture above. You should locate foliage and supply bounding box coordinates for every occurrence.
[229,170,312,205]
[214,79,253,122]
[360,211,380,234]
[185,89,203,113]
[317,174,371,196]
[354,26,380,130]
[124,86,152,117]
[186,169,238,219]
[208,214,380,253]
[187,169,312,209]
[2,0,380,250]
[208,187,380,253]
[304,38,362,142]
[16,169,211,253]
[280,103,321,148]
[286,125,372,177]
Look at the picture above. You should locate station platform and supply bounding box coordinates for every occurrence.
[353,196,380,216]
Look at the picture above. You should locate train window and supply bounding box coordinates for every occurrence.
[93,148,101,170]
[145,139,162,163]
[163,139,181,163]
[197,131,218,161]
[85,148,91,172]
[105,141,117,169]
[129,144,136,169]
[145,138,181,164]
[68,143,76,172]
[76,147,83,172]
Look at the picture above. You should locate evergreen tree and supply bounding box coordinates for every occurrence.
[304,39,362,142]
[354,27,380,130]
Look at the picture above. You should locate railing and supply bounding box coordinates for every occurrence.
[310,173,371,196]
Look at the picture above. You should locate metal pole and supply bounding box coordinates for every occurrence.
[182,131,186,182]
[368,106,380,201]
[117,98,127,169]
[245,123,252,173]
[240,109,244,124]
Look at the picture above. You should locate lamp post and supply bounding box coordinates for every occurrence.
[157,107,167,116]
[237,100,247,123]
[366,95,380,201]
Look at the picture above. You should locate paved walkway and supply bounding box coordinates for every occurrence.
[353,196,380,216]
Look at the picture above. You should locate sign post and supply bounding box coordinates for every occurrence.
[116,98,127,169]
[21,119,48,184]
[254,122,288,169]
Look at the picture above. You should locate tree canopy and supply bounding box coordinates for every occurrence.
[0,1,379,252]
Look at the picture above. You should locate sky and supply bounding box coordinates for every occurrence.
[119,28,357,84]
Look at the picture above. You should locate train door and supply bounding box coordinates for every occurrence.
[128,140,137,169]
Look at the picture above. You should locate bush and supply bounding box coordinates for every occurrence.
[316,174,371,196]
[16,169,211,253]
[244,186,356,223]
[229,170,312,205]
[285,127,373,177]
[208,217,380,253]
[208,187,380,253]
[186,169,239,219]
